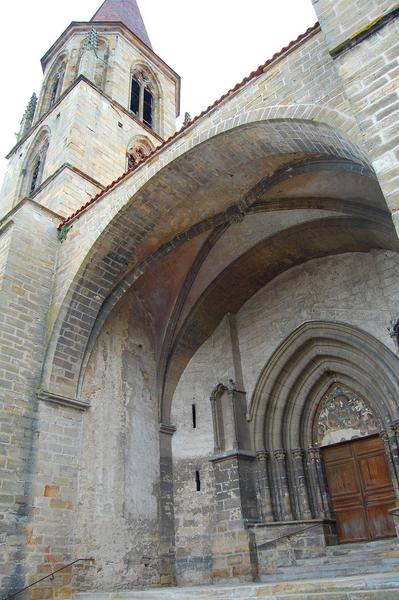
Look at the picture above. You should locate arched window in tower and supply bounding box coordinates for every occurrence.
[126,137,154,170]
[27,143,48,196]
[129,67,158,131]
[49,72,62,108]
[143,89,153,128]
[36,53,67,117]
[130,78,141,116]
[20,130,50,199]
[38,54,67,117]
[76,33,109,91]
[30,156,42,194]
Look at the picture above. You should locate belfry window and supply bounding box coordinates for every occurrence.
[130,78,140,115]
[23,132,49,198]
[49,75,60,107]
[143,89,153,127]
[126,138,154,170]
[38,55,67,118]
[30,157,42,194]
[129,70,156,130]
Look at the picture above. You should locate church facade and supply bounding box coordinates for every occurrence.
[1,1,399,597]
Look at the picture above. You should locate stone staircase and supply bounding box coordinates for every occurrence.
[260,537,399,582]
[73,539,399,599]
[74,572,399,599]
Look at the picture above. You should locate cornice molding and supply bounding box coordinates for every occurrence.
[37,389,90,411]
[210,449,256,463]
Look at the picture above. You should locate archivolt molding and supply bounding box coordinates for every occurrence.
[249,321,399,452]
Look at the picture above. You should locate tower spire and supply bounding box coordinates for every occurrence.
[91,0,152,49]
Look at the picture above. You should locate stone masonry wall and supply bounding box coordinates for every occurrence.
[312,0,397,50]
[0,202,59,597]
[237,251,399,401]
[173,458,214,585]
[170,250,399,583]
[330,18,399,233]
[171,318,234,583]
[74,288,161,592]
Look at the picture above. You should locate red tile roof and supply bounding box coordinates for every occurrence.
[91,0,152,48]
[57,22,319,231]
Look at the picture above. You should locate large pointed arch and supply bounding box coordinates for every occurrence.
[39,108,397,411]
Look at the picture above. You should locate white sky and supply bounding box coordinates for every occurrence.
[0,0,317,181]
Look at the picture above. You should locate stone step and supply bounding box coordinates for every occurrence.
[325,539,398,555]
[295,556,399,568]
[260,562,399,582]
[73,572,399,599]
[326,547,399,558]
[288,554,399,568]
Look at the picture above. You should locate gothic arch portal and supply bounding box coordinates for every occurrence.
[248,320,399,522]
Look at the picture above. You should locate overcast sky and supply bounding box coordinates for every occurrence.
[0,0,317,181]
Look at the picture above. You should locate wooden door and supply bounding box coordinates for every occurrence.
[322,435,396,543]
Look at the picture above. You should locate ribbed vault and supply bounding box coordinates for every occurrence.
[161,217,399,422]
[41,116,399,420]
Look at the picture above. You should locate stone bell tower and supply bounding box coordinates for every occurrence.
[0,0,180,219]
[0,3,180,596]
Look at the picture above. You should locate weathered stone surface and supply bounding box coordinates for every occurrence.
[0,1,399,597]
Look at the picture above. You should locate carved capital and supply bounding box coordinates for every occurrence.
[273,448,287,461]
[291,448,305,460]
[379,429,389,442]
[307,447,321,463]
[256,450,270,462]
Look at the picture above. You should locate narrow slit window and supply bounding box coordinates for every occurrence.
[130,78,140,115]
[192,403,197,429]
[195,470,201,492]
[143,88,153,127]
